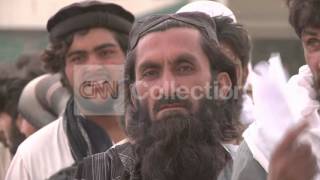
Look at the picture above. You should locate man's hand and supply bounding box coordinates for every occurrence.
[268,121,318,180]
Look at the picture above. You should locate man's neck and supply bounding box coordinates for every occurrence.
[86,115,126,143]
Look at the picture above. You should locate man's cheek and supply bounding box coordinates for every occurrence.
[65,64,75,85]
[140,97,155,121]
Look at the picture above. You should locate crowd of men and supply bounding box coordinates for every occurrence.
[0,0,319,180]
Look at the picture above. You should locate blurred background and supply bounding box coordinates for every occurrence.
[0,0,304,76]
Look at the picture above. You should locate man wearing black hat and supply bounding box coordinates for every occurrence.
[5,1,134,180]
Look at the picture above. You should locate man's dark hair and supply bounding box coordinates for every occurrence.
[286,0,320,37]
[0,64,20,116]
[0,64,10,113]
[214,16,251,68]
[125,12,242,142]
[15,53,46,80]
[0,77,29,121]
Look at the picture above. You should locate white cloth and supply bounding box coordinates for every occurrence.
[286,65,320,180]
[243,54,320,180]
[239,94,255,126]
[5,117,74,180]
[222,143,239,160]
[243,54,292,171]
[0,143,11,180]
[176,0,237,22]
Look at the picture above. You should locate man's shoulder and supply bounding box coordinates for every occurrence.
[18,117,64,152]
[234,141,255,162]
[88,141,134,166]
[7,116,75,180]
[231,141,267,180]
[76,142,134,180]
[14,116,74,169]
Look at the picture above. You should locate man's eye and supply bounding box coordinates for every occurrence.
[176,64,194,74]
[99,49,115,58]
[142,69,159,79]
[69,55,85,64]
[305,38,320,51]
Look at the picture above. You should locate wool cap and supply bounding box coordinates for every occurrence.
[47,0,134,41]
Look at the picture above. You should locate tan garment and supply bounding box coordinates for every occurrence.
[0,143,11,180]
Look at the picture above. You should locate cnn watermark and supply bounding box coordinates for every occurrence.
[131,80,242,101]
[73,65,125,116]
[72,65,242,116]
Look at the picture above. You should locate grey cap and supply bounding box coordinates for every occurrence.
[18,73,70,129]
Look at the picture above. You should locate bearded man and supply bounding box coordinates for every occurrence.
[75,12,242,180]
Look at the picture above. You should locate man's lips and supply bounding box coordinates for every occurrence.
[159,103,185,111]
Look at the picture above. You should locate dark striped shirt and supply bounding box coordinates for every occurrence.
[75,142,233,180]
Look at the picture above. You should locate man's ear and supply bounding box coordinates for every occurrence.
[129,84,138,110]
[217,72,232,99]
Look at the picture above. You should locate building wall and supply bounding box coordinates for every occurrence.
[0,30,47,62]
[229,0,304,75]
[0,0,306,76]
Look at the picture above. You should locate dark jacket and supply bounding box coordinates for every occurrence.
[231,141,267,180]
[75,142,233,180]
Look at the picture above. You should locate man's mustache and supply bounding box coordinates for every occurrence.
[153,94,193,113]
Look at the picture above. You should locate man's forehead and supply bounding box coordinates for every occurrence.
[137,27,200,48]
[67,28,119,52]
[134,27,209,71]
[135,27,203,60]
[71,28,116,42]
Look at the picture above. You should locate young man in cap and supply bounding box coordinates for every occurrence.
[232,0,320,180]
[5,1,134,179]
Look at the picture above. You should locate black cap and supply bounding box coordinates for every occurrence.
[129,12,219,51]
[47,0,134,40]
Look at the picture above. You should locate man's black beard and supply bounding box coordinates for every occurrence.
[128,97,234,180]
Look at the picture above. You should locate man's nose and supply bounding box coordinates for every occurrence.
[159,71,177,97]
[87,55,103,65]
